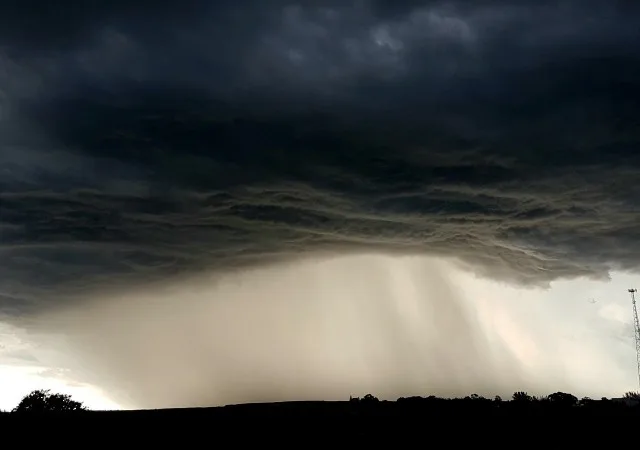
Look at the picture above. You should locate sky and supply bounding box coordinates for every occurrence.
[1,0,640,410]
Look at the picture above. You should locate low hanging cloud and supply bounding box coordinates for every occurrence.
[1,0,640,407]
[2,0,639,314]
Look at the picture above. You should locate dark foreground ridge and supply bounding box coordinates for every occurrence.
[2,391,639,443]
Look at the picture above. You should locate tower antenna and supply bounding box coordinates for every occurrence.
[628,288,640,389]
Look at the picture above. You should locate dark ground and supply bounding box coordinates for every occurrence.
[2,396,638,444]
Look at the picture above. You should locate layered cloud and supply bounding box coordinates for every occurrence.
[1,0,640,313]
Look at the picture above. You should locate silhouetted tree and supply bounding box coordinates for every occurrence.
[512,391,533,402]
[623,391,640,401]
[547,392,578,407]
[13,389,85,413]
[361,394,379,405]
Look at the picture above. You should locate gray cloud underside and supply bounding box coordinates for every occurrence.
[2,0,640,314]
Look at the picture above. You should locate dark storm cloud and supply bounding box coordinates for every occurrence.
[2,0,640,314]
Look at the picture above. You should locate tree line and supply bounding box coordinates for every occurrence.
[4,388,640,413]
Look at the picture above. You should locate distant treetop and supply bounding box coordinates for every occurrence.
[12,389,86,413]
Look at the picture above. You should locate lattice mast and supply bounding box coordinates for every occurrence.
[628,289,640,389]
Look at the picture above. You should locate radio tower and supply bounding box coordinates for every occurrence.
[628,289,640,389]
